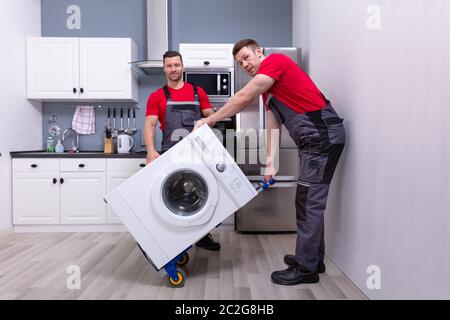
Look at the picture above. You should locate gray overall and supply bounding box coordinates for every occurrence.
[161,84,202,153]
[268,94,346,272]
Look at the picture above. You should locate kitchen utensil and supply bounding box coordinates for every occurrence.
[105,108,112,138]
[119,108,124,133]
[48,124,61,137]
[117,134,134,154]
[113,108,117,129]
[124,108,133,135]
[107,108,111,128]
[48,114,61,138]
[132,108,137,135]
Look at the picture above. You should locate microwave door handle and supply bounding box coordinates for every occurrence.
[217,74,221,95]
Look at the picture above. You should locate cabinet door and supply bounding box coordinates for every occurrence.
[13,173,60,225]
[106,171,137,224]
[179,43,234,68]
[79,38,134,100]
[60,172,107,224]
[26,37,79,100]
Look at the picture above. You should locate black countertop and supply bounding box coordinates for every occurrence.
[10,150,148,159]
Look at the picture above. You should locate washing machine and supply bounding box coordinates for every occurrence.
[104,125,259,272]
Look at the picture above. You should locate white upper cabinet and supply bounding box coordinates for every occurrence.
[179,43,234,68]
[26,37,79,100]
[26,37,138,102]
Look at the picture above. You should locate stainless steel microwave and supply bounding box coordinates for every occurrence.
[183,68,234,101]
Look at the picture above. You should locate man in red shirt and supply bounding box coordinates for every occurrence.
[195,39,346,284]
[144,51,220,251]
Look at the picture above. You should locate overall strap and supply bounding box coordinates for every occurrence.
[162,85,172,101]
[192,84,200,101]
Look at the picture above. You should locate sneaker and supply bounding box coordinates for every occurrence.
[283,254,326,274]
[271,264,319,286]
[195,233,221,251]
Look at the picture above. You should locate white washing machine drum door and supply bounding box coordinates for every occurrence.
[152,165,218,227]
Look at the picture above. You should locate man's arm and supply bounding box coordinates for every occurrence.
[201,108,215,118]
[264,109,281,181]
[143,115,160,164]
[194,74,275,130]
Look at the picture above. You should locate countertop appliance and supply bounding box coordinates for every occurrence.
[183,68,234,103]
[104,125,257,272]
[235,47,302,232]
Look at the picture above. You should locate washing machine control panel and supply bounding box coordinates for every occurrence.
[190,126,255,201]
[214,163,245,193]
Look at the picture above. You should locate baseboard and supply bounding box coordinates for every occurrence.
[14,224,235,233]
[0,227,14,235]
[14,224,128,233]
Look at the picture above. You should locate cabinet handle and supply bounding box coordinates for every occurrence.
[73,88,77,93]
[80,88,84,94]
[31,164,37,168]
[60,178,64,184]
[53,178,57,184]
[78,164,85,168]
[203,60,210,66]
[139,163,145,168]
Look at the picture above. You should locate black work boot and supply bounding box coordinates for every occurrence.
[195,233,221,251]
[283,254,326,274]
[271,263,319,286]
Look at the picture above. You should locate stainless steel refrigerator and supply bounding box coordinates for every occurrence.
[235,47,301,232]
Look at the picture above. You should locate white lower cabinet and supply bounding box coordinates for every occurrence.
[106,171,135,224]
[13,172,60,225]
[106,159,146,224]
[12,157,145,227]
[60,171,107,224]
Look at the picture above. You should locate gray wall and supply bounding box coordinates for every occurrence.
[40,0,292,151]
[294,0,450,299]
[171,0,292,49]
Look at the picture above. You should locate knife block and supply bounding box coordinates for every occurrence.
[104,138,114,154]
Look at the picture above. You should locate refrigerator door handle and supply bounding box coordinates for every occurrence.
[247,175,297,181]
[254,181,297,188]
[259,96,265,130]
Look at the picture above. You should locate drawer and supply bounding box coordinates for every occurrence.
[60,158,106,172]
[12,159,59,172]
[107,159,146,172]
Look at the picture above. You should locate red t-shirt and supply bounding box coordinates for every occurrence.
[146,82,212,130]
[258,54,326,113]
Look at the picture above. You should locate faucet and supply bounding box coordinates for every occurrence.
[62,128,80,152]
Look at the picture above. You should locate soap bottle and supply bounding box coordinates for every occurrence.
[55,139,64,153]
[46,136,54,152]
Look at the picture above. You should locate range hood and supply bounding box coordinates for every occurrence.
[138,0,170,75]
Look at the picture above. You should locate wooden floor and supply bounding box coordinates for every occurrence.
[0,230,366,300]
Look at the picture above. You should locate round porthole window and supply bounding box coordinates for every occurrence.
[162,170,209,216]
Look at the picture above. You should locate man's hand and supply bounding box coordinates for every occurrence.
[193,117,215,131]
[263,163,277,182]
[146,150,160,164]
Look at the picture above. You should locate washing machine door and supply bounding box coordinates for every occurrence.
[152,164,218,227]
